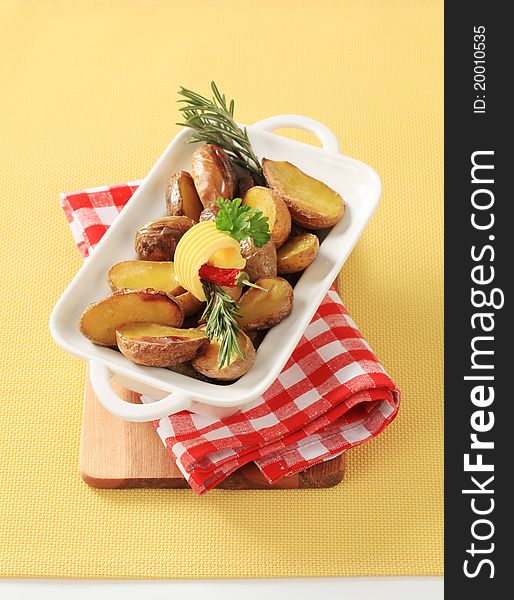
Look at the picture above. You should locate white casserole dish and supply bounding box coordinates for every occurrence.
[50,115,381,422]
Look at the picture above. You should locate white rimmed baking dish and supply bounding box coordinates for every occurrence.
[50,115,381,422]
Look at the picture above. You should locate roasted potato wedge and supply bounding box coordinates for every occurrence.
[166,171,203,222]
[263,159,345,229]
[191,330,255,381]
[135,216,194,261]
[116,323,208,367]
[108,260,185,295]
[175,291,206,318]
[242,186,291,248]
[237,277,293,331]
[239,239,277,282]
[277,232,319,275]
[191,144,237,208]
[79,290,184,347]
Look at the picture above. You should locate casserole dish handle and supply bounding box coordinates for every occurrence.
[89,361,193,422]
[252,115,340,154]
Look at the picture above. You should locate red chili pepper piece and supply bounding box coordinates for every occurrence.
[199,264,241,287]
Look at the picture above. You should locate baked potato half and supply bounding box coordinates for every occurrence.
[79,290,184,347]
[116,323,208,368]
[277,232,319,275]
[191,144,237,208]
[135,216,194,261]
[239,239,277,282]
[237,277,294,331]
[191,329,255,381]
[108,260,185,295]
[242,186,291,248]
[246,329,266,350]
[262,159,345,229]
[166,171,203,222]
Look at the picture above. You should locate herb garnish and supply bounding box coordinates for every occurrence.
[215,198,271,248]
[201,281,244,369]
[201,198,270,368]
[177,81,264,184]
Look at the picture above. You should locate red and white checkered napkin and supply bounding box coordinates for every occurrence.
[61,182,400,494]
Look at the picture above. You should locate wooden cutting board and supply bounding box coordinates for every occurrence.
[80,370,345,490]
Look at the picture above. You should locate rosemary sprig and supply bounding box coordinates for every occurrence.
[202,281,244,369]
[177,81,264,184]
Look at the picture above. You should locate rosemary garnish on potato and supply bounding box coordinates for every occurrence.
[201,281,244,369]
[177,81,264,184]
[200,198,270,367]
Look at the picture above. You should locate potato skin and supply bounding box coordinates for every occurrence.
[175,291,206,318]
[135,216,194,261]
[233,163,255,198]
[277,232,319,275]
[166,171,203,222]
[222,285,242,302]
[246,329,266,350]
[116,329,208,368]
[263,158,345,229]
[238,174,255,197]
[191,330,255,381]
[79,290,184,347]
[237,277,294,331]
[240,239,277,282]
[191,144,237,208]
[287,209,340,230]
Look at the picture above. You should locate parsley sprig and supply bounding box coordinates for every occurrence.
[215,198,271,248]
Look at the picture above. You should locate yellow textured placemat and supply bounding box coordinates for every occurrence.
[0,0,443,578]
